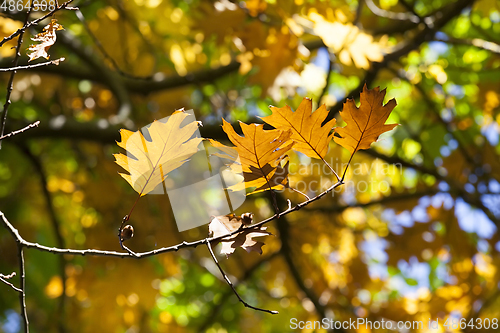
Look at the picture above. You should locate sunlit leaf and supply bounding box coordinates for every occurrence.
[114,110,202,196]
[335,84,398,154]
[218,119,293,194]
[262,97,336,159]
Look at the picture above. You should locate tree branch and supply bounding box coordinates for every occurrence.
[57,31,132,124]
[305,188,441,213]
[325,0,475,121]
[275,208,344,333]
[361,149,500,227]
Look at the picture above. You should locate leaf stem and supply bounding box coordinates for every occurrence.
[341,152,355,181]
[289,187,310,200]
[319,155,341,182]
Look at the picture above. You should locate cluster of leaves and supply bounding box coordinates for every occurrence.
[114,85,397,256]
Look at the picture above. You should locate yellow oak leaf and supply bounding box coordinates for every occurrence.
[262,97,336,159]
[220,119,293,194]
[114,110,203,196]
[27,19,64,62]
[209,213,270,256]
[335,84,398,154]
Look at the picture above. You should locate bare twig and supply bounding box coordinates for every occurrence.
[18,145,67,333]
[0,0,77,47]
[0,58,65,72]
[0,121,40,141]
[197,251,280,332]
[0,272,23,293]
[0,272,16,279]
[17,245,29,333]
[206,239,278,314]
[0,2,34,150]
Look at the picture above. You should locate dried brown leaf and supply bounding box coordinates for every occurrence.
[209,213,271,256]
[27,19,64,62]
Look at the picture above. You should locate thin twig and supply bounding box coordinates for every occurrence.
[18,145,67,333]
[0,272,16,279]
[0,273,23,293]
[17,245,29,333]
[197,251,280,332]
[206,239,278,314]
[0,121,40,141]
[0,2,34,150]
[0,0,77,47]
[0,58,65,72]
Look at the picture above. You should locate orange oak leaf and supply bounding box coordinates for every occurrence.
[27,19,64,62]
[219,119,293,194]
[335,84,398,154]
[262,97,336,159]
[114,110,203,196]
[209,213,270,256]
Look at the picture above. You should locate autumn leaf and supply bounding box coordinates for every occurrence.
[27,19,64,62]
[219,119,293,194]
[209,213,271,256]
[335,84,398,154]
[114,110,203,196]
[262,97,336,159]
